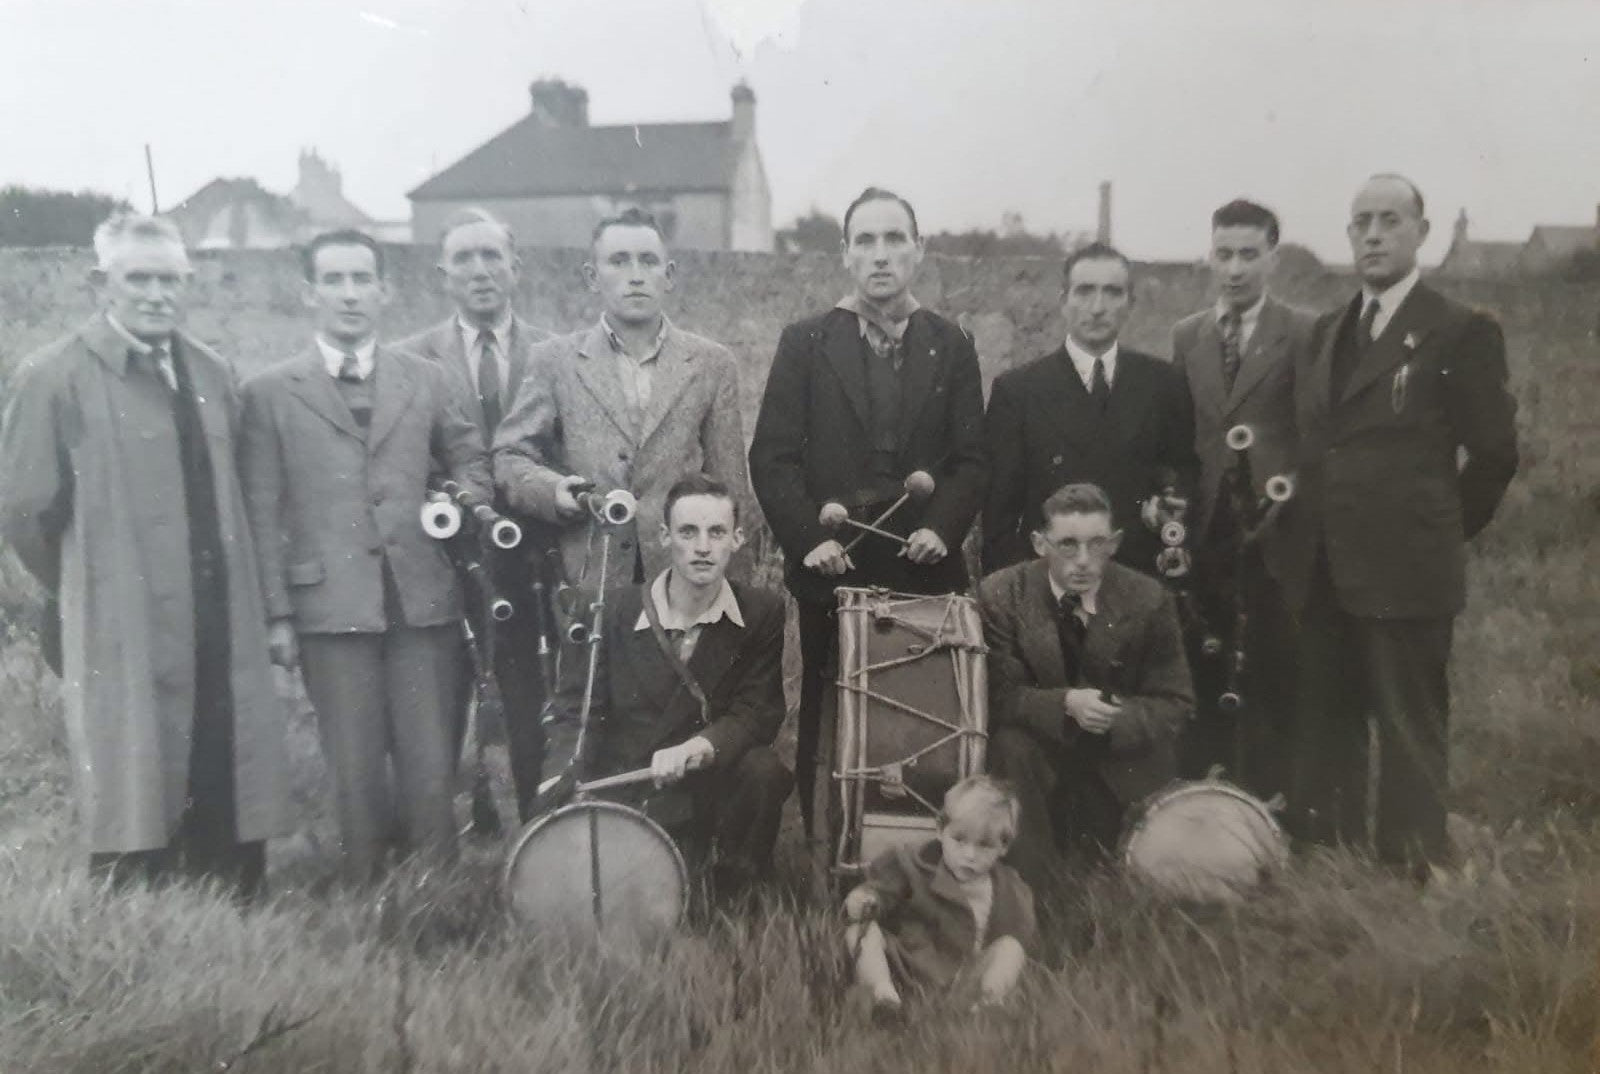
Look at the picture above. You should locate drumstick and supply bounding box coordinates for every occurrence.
[840,470,936,556]
[576,767,658,794]
[838,518,910,546]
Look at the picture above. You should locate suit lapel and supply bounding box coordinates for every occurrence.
[1017,562,1071,689]
[636,330,697,448]
[572,324,640,444]
[823,311,871,431]
[1309,298,1355,420]
[1102,351,1150,448]
[685,615,742,701]
[367,347,419,452]
[506,317,534,399]
[1042,348,1104,454]
[1224,299,1289,413]
[286,349,363,442]
[436,320,489,431]
[1187,316,1229,420]
[895,311,939,447]
[1082,567,1129,686]
[1339,285,1444,404]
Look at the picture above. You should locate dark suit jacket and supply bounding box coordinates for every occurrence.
[978,558,1192,807]
[982,346,1196,575]
[394,314,551,441]
[1278,282,1518,618]
[748,306,988,604]
[239,346,491,633]
[544,581,787,778]
[1171,297,1313,582]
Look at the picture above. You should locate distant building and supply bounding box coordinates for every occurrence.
[1516,219,1598,276]
[167,150,408,250]
[407,79,772,252]
[1437,209,1522,279]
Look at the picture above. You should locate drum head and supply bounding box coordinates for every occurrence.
[504,801,687,943]
[1122,783,1288,903]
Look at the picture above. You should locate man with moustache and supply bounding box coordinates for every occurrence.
[494,208,751,594]
[240,229,491,881]
[749,186,988,839]
[1168,200,1313,794]
[541,473,790,893]
[0,213,289,897]
[1282,175,1518,878]
[983,243,1196,578]
[397,208,552,823]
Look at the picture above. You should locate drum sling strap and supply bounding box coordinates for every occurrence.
[641,589,711,730]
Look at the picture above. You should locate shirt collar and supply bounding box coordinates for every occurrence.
[458,312,513,353]
[1363,265,1421,316]
[1215,293,1266,331]
[1063,336,1119,388]
[634,569,745,633]
[836,292,922,343]
[316,336,377,380]
[1046,573,1099,616]
[105,313,166,358]
[601,313,670,363]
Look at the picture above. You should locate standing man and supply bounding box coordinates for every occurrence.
[397,208,553,823]
[0,213,288,897]
[749,186,988,838]
[240,229,491,881]
[494,208,750,592]
[1283,175,1517,878]
[1169,200,1313,794]
[542,474,791,895]
[983,243,1196,577]
[978,483,1192,885]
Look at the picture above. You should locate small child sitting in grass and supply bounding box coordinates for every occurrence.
[843,775,1037,1012]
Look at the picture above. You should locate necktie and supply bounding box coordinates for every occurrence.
[476,330,502,433]
[137,345,177,391]
[1220,310,1242,394]
[337,349,363,383]
[1358,296,1381,347]
[1055,591,1087,684]
[1090,357,1111,412]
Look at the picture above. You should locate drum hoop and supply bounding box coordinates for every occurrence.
[1119,780,1286,865]
[502,798,690,928]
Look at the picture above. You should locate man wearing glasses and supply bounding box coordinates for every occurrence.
[977,482,1193,884]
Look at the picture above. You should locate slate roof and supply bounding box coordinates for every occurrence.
[408,119,740,201]
[1437,238,1523,278]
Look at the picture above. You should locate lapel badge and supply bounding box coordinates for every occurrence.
[1403,331,1423,353]
[1391,362,1410,415]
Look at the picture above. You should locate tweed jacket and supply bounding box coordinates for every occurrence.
[543,580,786,778]
[862,838,1038,995]
[1277,282,1518,618]
[239,345,491,633]
[978,558,1192,807]
[1171,296,1314,580]
[748,306,988,605]
[982,345,1197,575]
[393,313,551,440]
[492,322,752,589]
[0,315,289,851]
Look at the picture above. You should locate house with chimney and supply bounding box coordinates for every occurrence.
[407,79,772,252]
[166,150,401,250]
[1437,204,1599,279]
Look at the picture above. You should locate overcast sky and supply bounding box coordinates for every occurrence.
[4,0,1598,262]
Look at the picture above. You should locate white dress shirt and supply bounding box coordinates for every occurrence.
[1064,337,1119,392]
[602,313,671,416]
[1214,293,1267,350]
[1361,266,1422,341]
[458,313,513,402]
[106,314,177,389]
[634,568,745,663]
[316,337,377,380]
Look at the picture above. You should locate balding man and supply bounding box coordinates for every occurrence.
[397,208,553,823]
[1281,174,1518,880]
[0,213,289,898]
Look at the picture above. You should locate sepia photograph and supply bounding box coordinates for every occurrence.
[0,0,1596,1070]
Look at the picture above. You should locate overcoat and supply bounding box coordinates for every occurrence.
[0,315,290,852]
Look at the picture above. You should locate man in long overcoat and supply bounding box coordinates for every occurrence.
[0,213,289,896]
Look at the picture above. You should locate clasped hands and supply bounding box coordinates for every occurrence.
[802,528,947,576]
[1064,688,1121,735]
[649,735,715,786]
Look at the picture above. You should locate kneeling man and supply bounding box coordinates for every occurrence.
[978,483,1193,885]
[543,473,791,891]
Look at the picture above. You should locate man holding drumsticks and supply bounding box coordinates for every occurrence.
[749,186,989,843]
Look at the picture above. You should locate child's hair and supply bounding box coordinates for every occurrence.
[939,775,1020,844]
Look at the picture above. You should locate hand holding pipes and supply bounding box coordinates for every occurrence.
[812,470,939,572]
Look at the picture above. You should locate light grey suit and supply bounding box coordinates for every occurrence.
[239,345,491,877]
[394,314,552,440]
[493,321,751,589]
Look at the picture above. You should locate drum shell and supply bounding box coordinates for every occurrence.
[834,588,988,876]
[1120,780,1288,904]
[503,800,687,943]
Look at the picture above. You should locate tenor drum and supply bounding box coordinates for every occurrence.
[833,588,988,876]
[503,800,687,943]
[1121,780,1288,903]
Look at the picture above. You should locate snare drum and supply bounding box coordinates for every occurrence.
[833,588,988,876]
[503,800,687,943]
[1120,780,1288,903]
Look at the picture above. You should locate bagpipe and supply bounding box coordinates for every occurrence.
[1145,424,1294,715]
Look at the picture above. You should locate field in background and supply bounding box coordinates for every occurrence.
[0,250,1597,1071]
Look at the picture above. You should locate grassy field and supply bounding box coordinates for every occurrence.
[0,261,1597,1072]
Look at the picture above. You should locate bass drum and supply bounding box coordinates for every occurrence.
[1121,780,1289,904]
[503,800,687,944]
